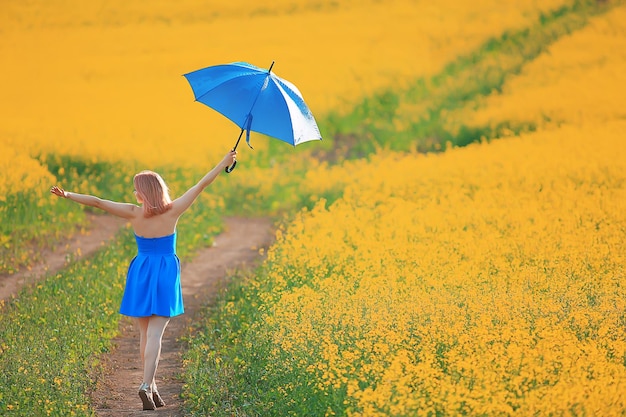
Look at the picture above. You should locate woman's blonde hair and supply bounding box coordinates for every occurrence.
[133,170,172,218]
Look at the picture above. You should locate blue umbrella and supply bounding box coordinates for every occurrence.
[184,61,322,172]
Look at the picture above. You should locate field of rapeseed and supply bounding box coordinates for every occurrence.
[1,0,624,415]
[182,2,626,416]
[249,122,626,415]
[0,0,571,274]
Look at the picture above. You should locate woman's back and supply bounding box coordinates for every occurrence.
[130,210,179,239]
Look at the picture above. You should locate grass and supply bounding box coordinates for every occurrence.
[0,232,131,416]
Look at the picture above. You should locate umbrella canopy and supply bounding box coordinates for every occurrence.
[183,61,322,149]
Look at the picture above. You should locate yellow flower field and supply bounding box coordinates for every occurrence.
[2,0,624,415]
[1,0,570,171]
[263,120,626,414]
[0,0,577,275]
[0,143,55,199]
[444,3,626,133]
[238,3,626,415]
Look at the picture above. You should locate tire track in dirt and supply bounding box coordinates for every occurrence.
[92,216,274,417]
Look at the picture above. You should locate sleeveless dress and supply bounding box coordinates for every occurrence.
[119,232,184,318]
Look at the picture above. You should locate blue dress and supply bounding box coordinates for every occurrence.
[119,232,184,318]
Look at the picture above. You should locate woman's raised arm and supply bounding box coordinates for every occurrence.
[50,185,139,219]
[170,150,236,216]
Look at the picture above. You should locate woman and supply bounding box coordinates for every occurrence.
[50,150,237,410]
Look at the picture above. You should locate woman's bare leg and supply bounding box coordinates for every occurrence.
[136,317,149,368]
[142,315,170,389]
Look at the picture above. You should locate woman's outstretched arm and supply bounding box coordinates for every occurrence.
[170,150,237,216]
[50,185,139,219]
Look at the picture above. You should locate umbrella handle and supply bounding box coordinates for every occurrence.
[225,129,245,174]
[225,160,237,173]
[224,127,245,174]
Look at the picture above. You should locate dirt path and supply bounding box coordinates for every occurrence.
[0,213,126,301]
[92,216,274,416]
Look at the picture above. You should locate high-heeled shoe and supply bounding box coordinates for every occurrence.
[138,382,156,410]
[153,390,166,408]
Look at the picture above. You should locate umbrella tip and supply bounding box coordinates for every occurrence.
[268,61,275,73]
